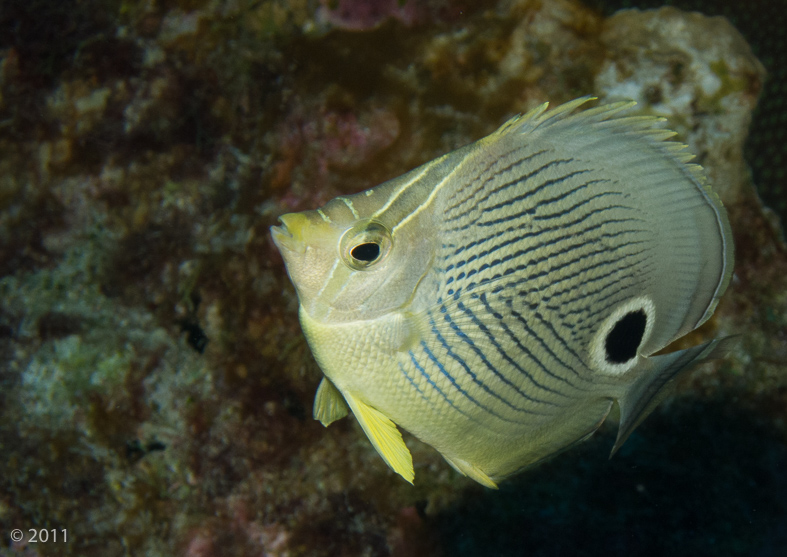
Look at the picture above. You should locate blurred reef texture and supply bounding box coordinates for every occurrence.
[1,0,786,556]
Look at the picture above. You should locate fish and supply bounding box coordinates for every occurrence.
[270,97,735,488]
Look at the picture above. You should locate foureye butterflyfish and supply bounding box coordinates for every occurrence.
[271,97,735,488]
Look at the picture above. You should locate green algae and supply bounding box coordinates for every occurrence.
[698,59,753,113]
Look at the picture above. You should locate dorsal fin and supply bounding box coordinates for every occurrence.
[492,96,709,186]
[439,96,733,357]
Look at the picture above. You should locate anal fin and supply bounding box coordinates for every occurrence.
[343,392,414,484]
[313,377,349,427]
[443,455,498,489]
[613,336,739,455]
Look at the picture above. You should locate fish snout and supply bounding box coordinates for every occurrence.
[271,213,311,255]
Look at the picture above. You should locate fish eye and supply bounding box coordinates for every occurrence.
[350,242,381,262]
[340,220,392,270]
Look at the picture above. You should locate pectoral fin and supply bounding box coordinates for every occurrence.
[612,336,738,455]
[343,391,414,484]
[313,377,349,427]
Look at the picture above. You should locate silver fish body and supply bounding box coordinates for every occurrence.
[271,97,734,487]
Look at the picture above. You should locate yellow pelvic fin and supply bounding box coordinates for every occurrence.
[343,392,414,484]
[313,377,349,427]
[443,455,498,489]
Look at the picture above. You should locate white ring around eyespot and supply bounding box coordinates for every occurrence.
[589,296,656,376]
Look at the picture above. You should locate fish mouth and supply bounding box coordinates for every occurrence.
[270,213,308,255]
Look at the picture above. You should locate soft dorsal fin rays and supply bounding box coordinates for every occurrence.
[313,377,349,426]
[342,391,415,484]
[493,96,709,188]
[493,96,643,140]
[612,336,739,455]
[492,96,603,137]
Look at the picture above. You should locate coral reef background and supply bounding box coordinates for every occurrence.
[589,0,787,223]
[1,0,785,556]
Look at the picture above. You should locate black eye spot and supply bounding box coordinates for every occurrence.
[605,309,647,364]
[350,242,380,262]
